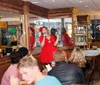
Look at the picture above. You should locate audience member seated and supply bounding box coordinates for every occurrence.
[48,49,86,85]
[1,50,28,85]
[69,47,86,68]
[10,55,61,85]
[18,47,28,57]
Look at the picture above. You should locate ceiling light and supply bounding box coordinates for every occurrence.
[85,5,88,7]
[79,0,83,3]
[32,1,39,4]
[10,12,12,14]
[52,0,55,2]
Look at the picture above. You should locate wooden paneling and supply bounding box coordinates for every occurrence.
[48,7,76,18]
[0,0,24,13]
[0,0,24,7]
[27,2,48,18]
[0,57,10,83]
[77,15,90,24]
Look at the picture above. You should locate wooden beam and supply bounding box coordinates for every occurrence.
[26,2,48,18]
[48,7,77,18]
[48,13,72,19]
[0,0,23,12]
[0,0,23,7]
[0,6,22,14]
[77,15,90,24]
[49,8,73,14]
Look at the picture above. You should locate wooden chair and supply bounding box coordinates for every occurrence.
[0,57,10,83]
[92,54,100,80]
[85,54,100,85]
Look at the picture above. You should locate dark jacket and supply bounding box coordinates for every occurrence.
[48,61,86,85]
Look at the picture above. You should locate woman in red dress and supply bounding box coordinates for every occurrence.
[39,26,59,64]
[29,27,35,52]
[61,28,74,47]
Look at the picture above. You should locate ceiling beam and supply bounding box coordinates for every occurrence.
[0,0,23,12]
[48,7,78,18]
[27,2,49,18]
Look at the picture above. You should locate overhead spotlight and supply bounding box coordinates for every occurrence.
[32,1,39,4]
[10,12,12,14]
[79,0,83,3]
[85,5,88,7]
[52,0,55,2]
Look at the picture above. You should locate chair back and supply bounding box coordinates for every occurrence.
[92,54,100,69]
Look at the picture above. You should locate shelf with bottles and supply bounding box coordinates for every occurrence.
[76,25,87,34]
[75,25,88,46]
[75,33,86,36]
[75,42,87,46]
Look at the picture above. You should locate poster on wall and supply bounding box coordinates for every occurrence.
[0,22,7,28]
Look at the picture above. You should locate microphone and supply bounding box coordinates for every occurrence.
[43,32,47,37]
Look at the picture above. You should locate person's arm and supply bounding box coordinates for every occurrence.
[10,76,20,85]
[54,35,59,46]
[40,36,45,47]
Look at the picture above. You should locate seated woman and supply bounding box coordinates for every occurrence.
[1,49,28,85]
[11,35,18,46]
[69,47,86,68]
[61,28,74,47]
[48,49,86,85]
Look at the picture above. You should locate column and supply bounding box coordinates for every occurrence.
[61,18,64,28]
[22,2,30,49]
[72,8,78,44]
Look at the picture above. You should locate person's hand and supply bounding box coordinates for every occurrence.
[10,76,20,85]
[43,32,47,37]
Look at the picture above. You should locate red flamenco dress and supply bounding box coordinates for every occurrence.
[62,33,74,47]
[29,35,35,51]
[39,35,57,64]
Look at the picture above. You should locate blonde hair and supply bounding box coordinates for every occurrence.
[18,55,37,69]
[53,49,67,62]
[69,47,86,67]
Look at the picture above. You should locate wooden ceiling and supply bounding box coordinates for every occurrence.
[23,0,100,19]
[0,0,100,19]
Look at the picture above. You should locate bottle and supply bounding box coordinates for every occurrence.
[51,61,56,67]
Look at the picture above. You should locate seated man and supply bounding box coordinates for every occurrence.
[10,55,61,85]
[48,49,86,85]
[1,51,26,85]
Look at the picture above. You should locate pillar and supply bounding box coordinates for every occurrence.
[22,2,30,49]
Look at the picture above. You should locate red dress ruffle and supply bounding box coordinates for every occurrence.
[29,36,35,51]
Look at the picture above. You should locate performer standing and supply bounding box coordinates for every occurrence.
[39,26,59,64]
[29,27,35,52]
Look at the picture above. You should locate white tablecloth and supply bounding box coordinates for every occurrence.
[84,49,100,56]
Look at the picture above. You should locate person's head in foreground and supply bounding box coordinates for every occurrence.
[18,55,61,85]
[1,51,25,85]
[69,47,86,67]
[18,47,28,57]
[53,49,67,63]
[17,56,38,84]
[10,51,23,65]
[48,49,86,85]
